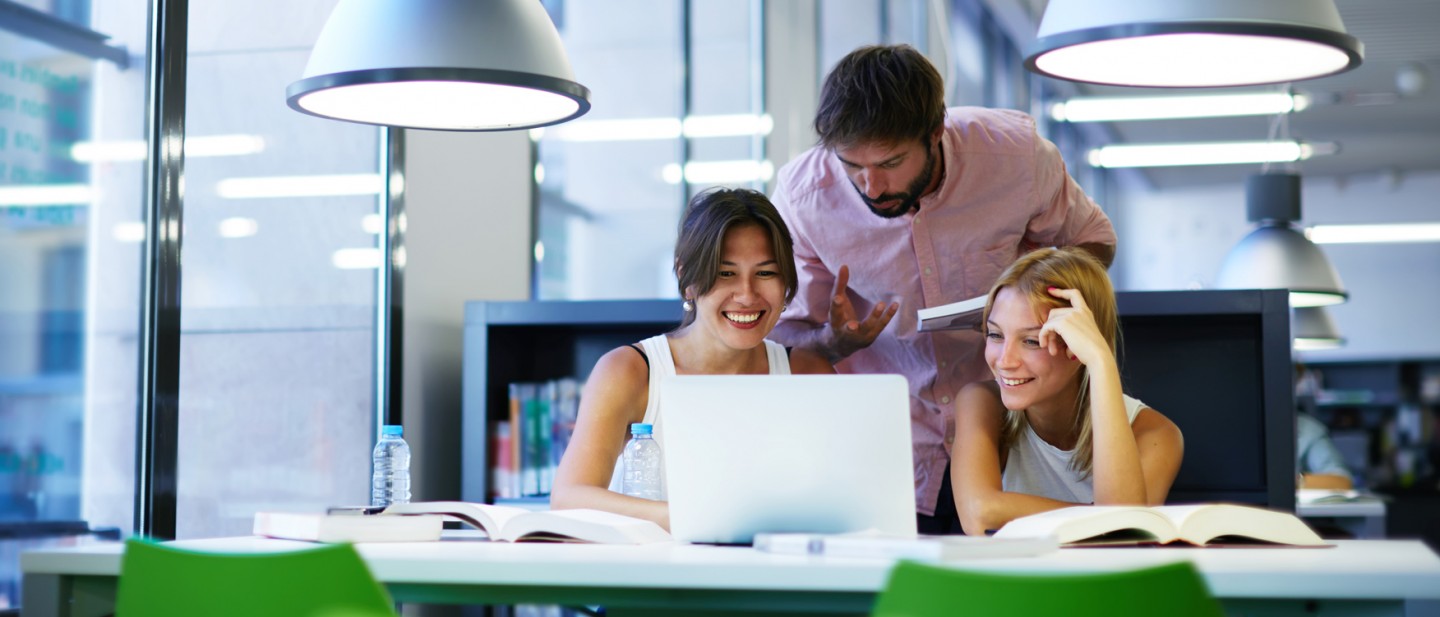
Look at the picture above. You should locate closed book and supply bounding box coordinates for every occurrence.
[754,532,1056,561]
[253,511,443,543]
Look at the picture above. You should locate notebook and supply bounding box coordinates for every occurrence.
[660,374,917,544]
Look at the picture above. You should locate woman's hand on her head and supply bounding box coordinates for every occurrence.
[1037,287,1111,368]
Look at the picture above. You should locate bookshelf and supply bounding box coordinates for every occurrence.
[461,299,683,503]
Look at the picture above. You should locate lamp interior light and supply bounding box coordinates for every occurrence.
[1026,0,1363,87]
[288,0,590,131]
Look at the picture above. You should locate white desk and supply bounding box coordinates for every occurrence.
[1298,497,1388,539]
[21,536,1440,616]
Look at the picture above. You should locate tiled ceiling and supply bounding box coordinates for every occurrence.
[1019,0,1440,189]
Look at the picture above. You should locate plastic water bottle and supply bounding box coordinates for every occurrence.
[371,425,411,507]
[621,423,664,500]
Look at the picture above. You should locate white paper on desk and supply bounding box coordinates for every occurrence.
[754,531,1057,561]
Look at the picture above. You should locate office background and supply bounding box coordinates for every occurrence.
[1,0,1437,610]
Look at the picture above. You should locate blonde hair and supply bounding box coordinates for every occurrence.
[982,247,1119,477]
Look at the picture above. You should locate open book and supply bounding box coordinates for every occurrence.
[992,504,1330,547]
[917,294,986,332]
[256,501,672,545]
[754,531,1057,561]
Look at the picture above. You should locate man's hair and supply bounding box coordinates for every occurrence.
[673,188,798,327]
[814,44,946,149]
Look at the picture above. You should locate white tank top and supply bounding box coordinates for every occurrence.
[607,334,792,493]
[999,394,1147,504]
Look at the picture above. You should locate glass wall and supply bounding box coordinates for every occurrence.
[534,0,766,300]
[175,0,381,538]
[0,0,148,607]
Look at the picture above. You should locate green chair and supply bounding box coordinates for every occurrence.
[872,559,1225,617]
[116,538,397,617]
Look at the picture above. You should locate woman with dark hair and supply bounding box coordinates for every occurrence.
[950,247,1183,535]
[551,188,834,530]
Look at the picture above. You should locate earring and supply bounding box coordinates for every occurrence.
[682,299,693,312]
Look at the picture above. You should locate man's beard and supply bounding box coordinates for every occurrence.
[857,144,937,220]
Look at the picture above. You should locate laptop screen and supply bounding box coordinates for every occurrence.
[660,374,917,544]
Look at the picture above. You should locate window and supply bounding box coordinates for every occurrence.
[174,0,382,538]
[0,0,148,606]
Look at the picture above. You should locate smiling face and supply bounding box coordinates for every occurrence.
[834,135,939,219]
[690,223,787,351]
[984,286,1084,414]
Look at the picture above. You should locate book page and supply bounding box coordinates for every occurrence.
[499,508,672,544]
[994,506,1178,545]
[1154,504,1328,546]
[382,501,531,538]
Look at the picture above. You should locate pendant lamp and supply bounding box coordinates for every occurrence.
[1216,173,1347,308]
[1292,307,1344,350]
[1026,0,1364,88]
[287,0,591,131]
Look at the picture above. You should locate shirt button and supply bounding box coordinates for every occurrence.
[924,267,933,276]
[941,395,951,404]
[940,360,947,368]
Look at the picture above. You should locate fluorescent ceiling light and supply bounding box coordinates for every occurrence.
[1086,141,1332,168]
[287,0,589,130]
[332,248,384,270]
[662,160,774,185]
[71,134,266,162]
[216,174,384,199]
[1026,0,1363,87]
[113,222,147,243]
[361,214,385,234]
[218,217,259,238]
[0,184,92,206]
[544,114,773,142]
[1306,223,1440,245]
[1051,92,1309,123]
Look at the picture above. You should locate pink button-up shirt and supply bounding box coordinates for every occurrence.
[770,107,1116,515]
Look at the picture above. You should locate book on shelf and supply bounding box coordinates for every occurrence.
[253,511,443,543]
[498,378,582,501]
[992,504,1330,547]
[258,502,671,544]
[917,294,986,333]
[754,531,1057,561]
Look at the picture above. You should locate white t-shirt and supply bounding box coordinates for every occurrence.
[999,394,1147,504]
[606,334,791,494]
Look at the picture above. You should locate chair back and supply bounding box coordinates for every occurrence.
[116,538,396,617]
[872,559,1224,617]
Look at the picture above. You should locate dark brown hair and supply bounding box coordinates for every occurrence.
[814,44,946,149]
[674,188,797,327]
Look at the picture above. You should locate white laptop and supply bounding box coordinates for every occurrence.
[660,374,917,544]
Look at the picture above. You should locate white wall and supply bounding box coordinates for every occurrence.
[1115,170,1440,362]
[401,129,532,505]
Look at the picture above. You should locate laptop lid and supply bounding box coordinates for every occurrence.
[661,374,917,544]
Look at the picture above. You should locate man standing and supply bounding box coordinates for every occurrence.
[769,44,1117,532]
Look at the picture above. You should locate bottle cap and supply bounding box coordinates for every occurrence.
[382,425,404,437]
[630,423,653,435]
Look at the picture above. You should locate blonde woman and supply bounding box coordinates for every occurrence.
[951,247,1183,535]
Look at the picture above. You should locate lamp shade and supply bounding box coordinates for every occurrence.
[1026,0,1363,88]
[287,0,591,131]
[1293,306,1344,350]
[1216,174,1347,308]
